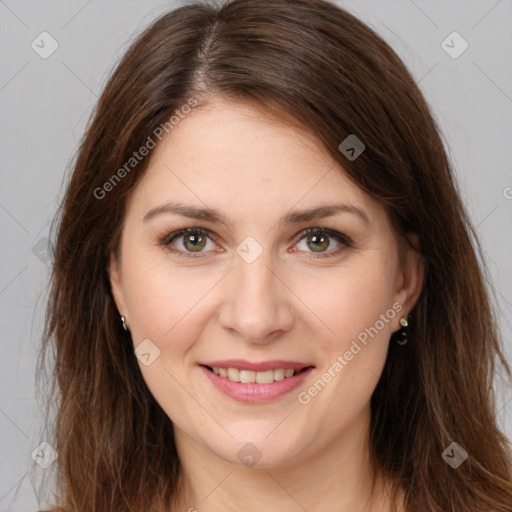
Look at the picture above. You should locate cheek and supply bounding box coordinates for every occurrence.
[120,254,217,419]
[301,258,397,347]
[121,249,223,352]
[298,257,396,409]
[296,265,396,415]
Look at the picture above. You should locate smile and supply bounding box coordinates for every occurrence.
[199,364,315,403]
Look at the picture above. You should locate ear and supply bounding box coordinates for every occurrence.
[392,232,425,330]
[108,251,127,317]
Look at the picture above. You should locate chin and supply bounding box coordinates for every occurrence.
[208,436,303,470]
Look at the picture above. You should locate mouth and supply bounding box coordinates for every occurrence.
[198,361,315,404]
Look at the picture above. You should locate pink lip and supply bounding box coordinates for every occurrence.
[199,365,315,404]
[200,359,313,372]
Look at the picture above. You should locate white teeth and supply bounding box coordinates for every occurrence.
[274,369,285,381]
[239,370,255,383]
[210,366,300,383]
[256,369,274,384]
[227,367,240,382]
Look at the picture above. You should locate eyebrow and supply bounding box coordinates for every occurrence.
[142,201,370,227]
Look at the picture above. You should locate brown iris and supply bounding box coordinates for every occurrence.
[307,233,329,252]
[183,233,207,252]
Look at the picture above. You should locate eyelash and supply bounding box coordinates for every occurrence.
[158,227,353,260]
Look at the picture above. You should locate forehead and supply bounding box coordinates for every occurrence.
[126,100,384,227]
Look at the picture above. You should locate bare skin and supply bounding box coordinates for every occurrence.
[109,99,423,511]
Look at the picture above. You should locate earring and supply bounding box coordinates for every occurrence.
[120,315,128,332]
[394,314,410,345]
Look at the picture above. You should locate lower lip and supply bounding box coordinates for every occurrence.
[199,365,314,404]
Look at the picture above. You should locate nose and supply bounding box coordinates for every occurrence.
[217,249,295,344]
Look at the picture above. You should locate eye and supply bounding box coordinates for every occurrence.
[159,227,352,259]
[160,227,218,258]
[292,227,352,258]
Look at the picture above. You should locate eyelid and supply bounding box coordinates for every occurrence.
[159,226,352,259]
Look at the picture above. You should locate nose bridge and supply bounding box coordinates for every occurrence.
[218,243,294,341]
[236,246,274,297]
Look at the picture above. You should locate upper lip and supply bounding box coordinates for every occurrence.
[200,359,314,372]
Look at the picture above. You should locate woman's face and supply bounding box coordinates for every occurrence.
[109,99,423,468]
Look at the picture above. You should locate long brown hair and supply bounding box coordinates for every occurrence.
[35,0,512,510]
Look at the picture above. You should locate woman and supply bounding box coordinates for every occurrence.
[36,0,512,510]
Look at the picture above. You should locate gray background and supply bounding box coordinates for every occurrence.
[1,0,511,510]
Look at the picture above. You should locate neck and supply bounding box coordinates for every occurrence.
[170,404,398,512]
